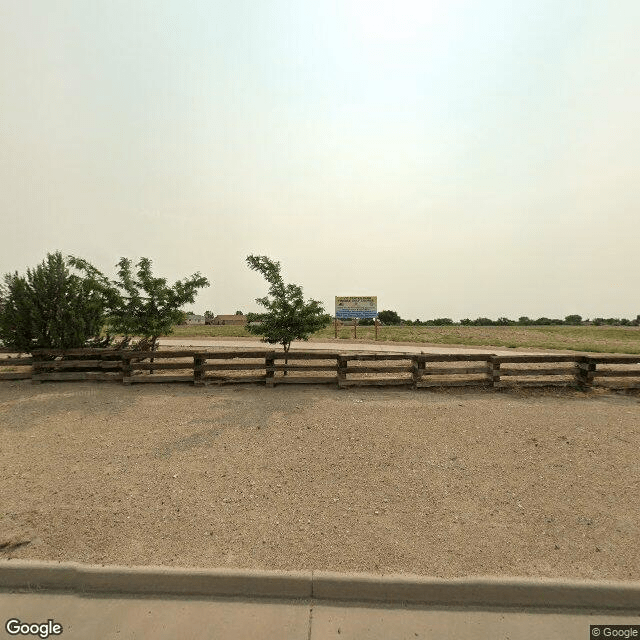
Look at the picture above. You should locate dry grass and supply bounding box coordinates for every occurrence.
[161,325,640,355]
[317,325,640,354]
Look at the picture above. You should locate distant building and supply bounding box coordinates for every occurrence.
[185,314,206,325]
[212,314,247,326]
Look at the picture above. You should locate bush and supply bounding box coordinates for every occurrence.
[0,252,113,352]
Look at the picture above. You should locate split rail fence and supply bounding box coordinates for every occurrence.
[1,348,640,390]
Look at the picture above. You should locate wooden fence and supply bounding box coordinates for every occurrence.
[0,349,33,381]
[1,348,640,390]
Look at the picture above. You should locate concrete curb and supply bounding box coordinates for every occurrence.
[1,561,639,610]
[0,561,311,599]
[312,571,640,609]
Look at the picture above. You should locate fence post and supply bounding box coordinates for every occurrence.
[31,351,42,384]
[576,357,596,389]
[412,356,424,390]
[489,355,501,388]
[122,355,132,385]
[193,353,205,386]
[337,355,347,388]
[265,351,275,388]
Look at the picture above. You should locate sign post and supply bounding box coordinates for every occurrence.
[335,297,377,340]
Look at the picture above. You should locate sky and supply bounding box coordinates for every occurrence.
[1,0,638,321]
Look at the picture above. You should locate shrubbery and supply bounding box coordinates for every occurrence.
[0,252,115,352]
[0,253,209,353]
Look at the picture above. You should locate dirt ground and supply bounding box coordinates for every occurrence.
[1,381,639,581]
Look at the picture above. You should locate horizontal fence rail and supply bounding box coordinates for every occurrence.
[0,348,33,380]
[0,349,639,390]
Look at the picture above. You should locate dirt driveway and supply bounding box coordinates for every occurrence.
[1,381,638,581]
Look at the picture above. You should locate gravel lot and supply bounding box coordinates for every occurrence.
[1,381,639,580]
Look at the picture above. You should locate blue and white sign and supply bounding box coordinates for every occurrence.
[335,296,377,319]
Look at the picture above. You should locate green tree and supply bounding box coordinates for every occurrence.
[564,314,582,325]
[105,257,209,351]
[0,252,113,352]
[473,317,494,326]
[377,310,402,325]
[235,310,243,315]
[432,318,454,326]
[245,255,331,372]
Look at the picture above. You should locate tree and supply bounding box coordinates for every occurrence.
[235,310,243,315]
[105,257,209,351]
[244,255,331,373]
[564,315,582,325]
[0,252,114,352]
[472,317,494,326]
[377,310,402,325]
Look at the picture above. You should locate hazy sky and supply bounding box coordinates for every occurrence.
[1,1,638,320]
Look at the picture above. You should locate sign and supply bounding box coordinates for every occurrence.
[335,296,377,319]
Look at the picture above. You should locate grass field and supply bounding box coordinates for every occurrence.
[165,324,640,354]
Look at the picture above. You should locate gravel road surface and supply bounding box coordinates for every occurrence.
[1,381,638,580]
[159,337,567,355]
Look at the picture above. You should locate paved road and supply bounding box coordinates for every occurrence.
[1,591,637,639]
[159,337,556,356]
